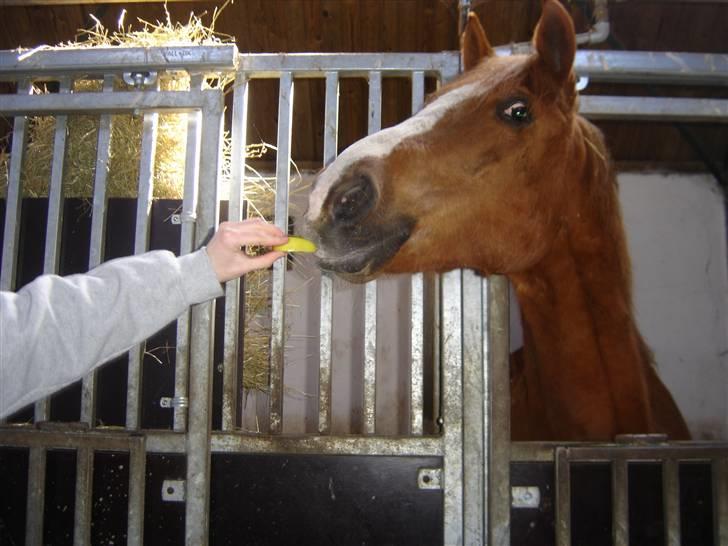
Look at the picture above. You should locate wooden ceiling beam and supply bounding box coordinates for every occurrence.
[1,0,198,6]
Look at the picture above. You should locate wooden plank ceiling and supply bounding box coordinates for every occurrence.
[0,0,726,181]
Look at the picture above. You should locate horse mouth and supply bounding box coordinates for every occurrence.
[315,222,413,281]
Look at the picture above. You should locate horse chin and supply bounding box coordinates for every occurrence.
[314,219,413,283]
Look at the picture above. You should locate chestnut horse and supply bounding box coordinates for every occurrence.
[305,0,689,441]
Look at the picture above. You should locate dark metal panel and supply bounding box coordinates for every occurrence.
[0,447,29,545]
[209,454,444,546]
[91,451,130,545]
[143,453,186,545]
[42,448,77,544]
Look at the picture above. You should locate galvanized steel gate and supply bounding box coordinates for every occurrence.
[1,44,727,546]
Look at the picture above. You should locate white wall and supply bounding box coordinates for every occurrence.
[619,172,728,440]
[274,171,728,440]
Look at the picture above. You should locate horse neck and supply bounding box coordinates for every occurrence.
[509,118,653,439]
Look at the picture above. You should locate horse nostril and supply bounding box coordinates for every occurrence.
[331,173,377,225]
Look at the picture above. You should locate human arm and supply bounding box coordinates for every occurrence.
[0,219,287,419]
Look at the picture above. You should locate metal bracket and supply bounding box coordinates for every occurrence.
[122,70,158,89]
[417,468,443,490]
[160,396,189,409]
[170,211,197,225]
[511,486,541,509]
[162,480,186,502]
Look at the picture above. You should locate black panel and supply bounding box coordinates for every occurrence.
[144,453,186,545]
[570,463,611,546]
[511,462,555,546]
[140,199,182,430]
[16,198,47,290]
[43,449,77,545]
[94,198,137,427]
[680,462,715,546]
[209,454,443,546]
[0,447,29,545]
[91,451,130,545]
[49,199,92,422]
[628,462,664,546]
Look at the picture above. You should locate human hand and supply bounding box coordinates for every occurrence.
[205,219,288,282]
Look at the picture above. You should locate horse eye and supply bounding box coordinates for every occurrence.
[331,174,376,225]
[500,99,532,125]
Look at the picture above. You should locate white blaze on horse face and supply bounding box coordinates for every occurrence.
[306,80,483,223]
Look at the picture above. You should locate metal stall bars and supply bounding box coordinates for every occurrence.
[554,443,728,546]
[226,52,503,546]
[0,47,508,546]
[0,45,235,545]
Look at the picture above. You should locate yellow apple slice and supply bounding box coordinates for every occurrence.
[273,236,317,253]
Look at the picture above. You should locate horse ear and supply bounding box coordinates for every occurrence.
[533,0,576,84]
[460,12,494,72]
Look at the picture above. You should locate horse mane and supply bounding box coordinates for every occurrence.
[568,114,636,312]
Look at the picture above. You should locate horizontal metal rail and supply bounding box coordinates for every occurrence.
[0,427,444,456]
[0,428,146,451]
[580,95,728,122]
[0,88,220,115]
[573,50,728,87]
[238,52,461,80]
[0,44,238,79]
[557,443,728,461]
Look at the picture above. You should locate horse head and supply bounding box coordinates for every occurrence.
[306,0,579,282]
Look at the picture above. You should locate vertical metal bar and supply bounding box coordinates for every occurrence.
[612,459,629,546]
[663,459,681,546]
[222,75,249,431]
[462,270,484,545]
[185,89,224,546]
[480,277,491,541]
[0,79,31,293]
[25,447,46,546]
[34,77,71,422]
[127,436,146,545]
[81,74,115,426]
[488,275,511,546]
[318,71,338,434]
[409,70,426,436]
[363,70,382,435]
[555,448,572,546]
[42,77,70,276]
[459,0,472,36]
[174,75,203,432]
[714,456,728,546]
[269,71,294,434]
[430,273,441,432]
[441,270,464,545]
[73,447,93,546]
[12,81,43,546]
[126,109,158,430]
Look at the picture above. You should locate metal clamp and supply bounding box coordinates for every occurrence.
[170,211,197,225]
[122,70,158,89]
[160,396,189,409]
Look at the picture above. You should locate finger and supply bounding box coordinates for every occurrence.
[222,224,288,248]
[243,251,286,272]
[231,221,288,241]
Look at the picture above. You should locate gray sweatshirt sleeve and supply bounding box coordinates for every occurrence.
[0,248,223,419]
